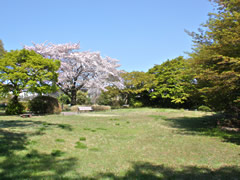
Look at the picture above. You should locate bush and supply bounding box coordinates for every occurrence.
[29,96,61,114]
[58,93,70,104]
[5,98,25,115]
[132,101,143,108]
[0,102,7,110]
[92,105,111,111]
[76,90,91,105]
[198,105,212,112]
[62,104,71,111]
[70,105,79,112]
[20,101,29,111]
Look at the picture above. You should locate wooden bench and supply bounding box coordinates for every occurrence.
[20,114,32,118]
[78,106,93,113]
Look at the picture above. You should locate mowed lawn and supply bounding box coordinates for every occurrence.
[0,108,240,179]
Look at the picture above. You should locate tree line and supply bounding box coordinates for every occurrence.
[99,0,240,119]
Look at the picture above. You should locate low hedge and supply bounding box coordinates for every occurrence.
[29,96,61,114]
[91,105,111,111]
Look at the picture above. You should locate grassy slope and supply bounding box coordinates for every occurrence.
[0,108,240,179]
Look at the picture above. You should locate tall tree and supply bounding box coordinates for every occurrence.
[148,56,196,107]
[0,49,60,111]
[0,39,6,57]
[25,42,124,105]
[120,71,155,105]
[188,0,240,116]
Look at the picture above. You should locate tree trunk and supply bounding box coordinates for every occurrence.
[13,95,19,104]
[71,88,77,106]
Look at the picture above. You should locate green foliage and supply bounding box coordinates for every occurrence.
[29,96,61,114]
[62,104,71,111]
[0,39,6,58]
[189,0,240,116]
[121,71,155,106]
[148,56,196,105]
[0,49,60,99]
[20,101,29,111]
[98,72,155,108]
[76,90,91,105]
[0,103,6,110]
[58,93,70,104]
[97,86,123,107]
[132,101,143,108]
[198,105,212,112]
[5,97,25,115]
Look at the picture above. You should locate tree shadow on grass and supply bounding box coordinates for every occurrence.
[0,120,44,128]
[79,161,240,180]
[0,122,78,179]
[160,114,240,145]
[0,119,73,132]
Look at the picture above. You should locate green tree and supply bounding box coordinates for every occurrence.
[148,56,196,107]
[0,40,6,58]
[97,86,123,107]
[58,93,71,104]
[188,0,240,116]
[120,71,155,106]
[76,90,91,105]
[97,72,154,107]
[0,49,60,114]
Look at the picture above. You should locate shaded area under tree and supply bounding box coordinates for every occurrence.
[158,113,240,145]
[0,119,78,179]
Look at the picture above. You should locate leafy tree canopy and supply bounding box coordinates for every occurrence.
[0,39,6,58]
[120,71,155,105]
[121,71,155,95]
[0,49,60,102]
[189,0,240,115]
[148,56,194,104]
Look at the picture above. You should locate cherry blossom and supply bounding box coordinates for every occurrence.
[25,42,124,105]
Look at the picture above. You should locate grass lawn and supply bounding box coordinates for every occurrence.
[0,108,240,179]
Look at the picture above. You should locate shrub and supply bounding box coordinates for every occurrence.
[91,105,111,111]
[0,102,7,110]
[76,90,91,105]
[58,93,70,104]
[20,101,29,111]
[62,104,71,111]
[5,98,24,115]
[70,105,79,112]
[198,105,212,112]
[132,101,143,108]
[29,96,61,114]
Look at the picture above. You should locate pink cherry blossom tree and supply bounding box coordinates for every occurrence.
[25,42,124,105]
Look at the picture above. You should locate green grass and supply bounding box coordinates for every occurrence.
[79,137,86,141]
[0,108,239,179]
[75,141,87,149]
